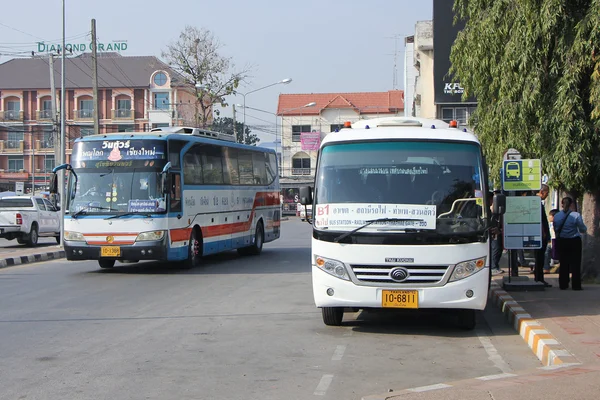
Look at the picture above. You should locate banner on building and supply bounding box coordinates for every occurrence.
[300,132,321,151]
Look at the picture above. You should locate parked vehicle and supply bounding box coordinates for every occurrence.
[297,203,313,221]
[0,196,61,246]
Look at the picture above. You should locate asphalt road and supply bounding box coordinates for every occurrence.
[0,219,541,400]
[0,237,57,255]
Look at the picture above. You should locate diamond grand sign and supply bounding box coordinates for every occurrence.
[37,41,128,53]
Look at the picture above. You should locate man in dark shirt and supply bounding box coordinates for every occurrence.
[534,185,551,287]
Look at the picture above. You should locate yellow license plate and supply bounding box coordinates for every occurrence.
[100,246,121,257]
[382,290,419,308]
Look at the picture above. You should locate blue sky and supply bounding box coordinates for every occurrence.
[1,0,433,141]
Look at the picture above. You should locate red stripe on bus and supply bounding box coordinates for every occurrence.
[170,227,192,243]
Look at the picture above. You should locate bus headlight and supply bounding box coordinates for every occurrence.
[449,257,486,282]
[314,255,350,281]
[135,230,166,242]
[64,231,85,241]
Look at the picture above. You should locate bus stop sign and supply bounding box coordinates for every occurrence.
[502,159,542,191]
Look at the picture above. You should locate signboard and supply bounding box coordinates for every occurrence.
[72,140,166,169]
[433,0,476,104]
[37,41,128,54]
[503,196,543,249]
[502,159,542,191]
[314,203,437,230]
[300,132,321,151]
[15,182,24,196]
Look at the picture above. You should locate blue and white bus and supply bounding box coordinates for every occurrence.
[51,127,281,269]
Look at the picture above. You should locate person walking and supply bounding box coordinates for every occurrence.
[544,209,559,272]
[534,185,551,287]
[553,197,587,290]
[488,191,504,275]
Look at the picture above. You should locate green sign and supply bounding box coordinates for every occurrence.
[502,159,542,191]
[37,42,128,54]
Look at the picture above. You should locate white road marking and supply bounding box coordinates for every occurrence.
[314,374,334,396]
[331,345,346,361]
[476,372,517,381]
[408,383,452,392]
[477,332,513,374]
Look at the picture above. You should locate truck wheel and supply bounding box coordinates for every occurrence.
[322,307,344,326]
[98,260,115,269]
[26,224,39,247]
[181,228,202,269]
[457,309,476,330]
[17,237,25,245]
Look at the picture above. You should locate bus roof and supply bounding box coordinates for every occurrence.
[73,131,275,153]
[321,117,480,147]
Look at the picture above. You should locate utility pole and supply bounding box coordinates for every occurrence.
[232,104,237,142]
[59,0,66,246]
[49,54,59,185]
[91,19,100,135]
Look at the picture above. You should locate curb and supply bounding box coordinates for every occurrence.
[488,280,579,366]
[0,249,65,270]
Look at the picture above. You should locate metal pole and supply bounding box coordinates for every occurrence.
[59,0,66,246]
[232,104,237,142]
[31,131,35,193]
[91,19,99,135]
[242,93,246,141]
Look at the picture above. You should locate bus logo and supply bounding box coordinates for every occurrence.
[385,258,414,263]
[389,267,410,282]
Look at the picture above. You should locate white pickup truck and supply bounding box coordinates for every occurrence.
[0,196,60,246]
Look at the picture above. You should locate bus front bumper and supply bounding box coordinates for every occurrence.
[64,239,168,261]
[312,266,489,311]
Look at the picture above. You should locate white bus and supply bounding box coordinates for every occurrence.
[51,127,281,269]
[299,117,505,329]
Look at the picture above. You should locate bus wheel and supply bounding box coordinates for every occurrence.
[182,228,202,269]
[457,309,476,330]
[322,307,344,326]
[98,260,115,269]
[238,221,264,256]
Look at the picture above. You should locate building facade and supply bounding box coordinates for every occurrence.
[0,53,200,191]
[276,91,404,213]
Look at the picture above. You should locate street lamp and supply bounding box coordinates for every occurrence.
[239,78,292,138]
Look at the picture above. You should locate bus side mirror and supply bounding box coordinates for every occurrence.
[493,193,506,215]
[299,186,312,205]
[49,173,58,194]
[161,174,168,195]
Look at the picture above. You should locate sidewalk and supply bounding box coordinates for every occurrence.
[0,244,65,269]
[363,270,600,400]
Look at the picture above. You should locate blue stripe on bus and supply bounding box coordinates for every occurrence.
[166,234,254,261]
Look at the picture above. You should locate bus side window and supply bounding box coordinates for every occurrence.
[170,173,182,212]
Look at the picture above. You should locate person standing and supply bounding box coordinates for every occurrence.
[534,185,551,286]
[553,197,587,290]
[489,191,504,275]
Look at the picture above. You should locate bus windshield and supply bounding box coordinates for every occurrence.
[69,138,168,214]
[69,169,166,214]
[314,141,486,235]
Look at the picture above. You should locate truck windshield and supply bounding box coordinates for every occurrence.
[314,141,486,236]
[68,169,166,214]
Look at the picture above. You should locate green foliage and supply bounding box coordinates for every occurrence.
[211,117,259,145]
[450,0,600,193]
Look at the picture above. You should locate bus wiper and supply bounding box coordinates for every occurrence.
[105,212,152,220]
[333,218,425,243]
[72,205,113,219]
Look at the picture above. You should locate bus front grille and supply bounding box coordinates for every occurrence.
[350,264,450,285]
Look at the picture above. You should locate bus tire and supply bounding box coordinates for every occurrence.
[181,227,202,269]
[322,307,344,326]
[98,259,115,269]
[238,221,264,256]
[457,309,476,330]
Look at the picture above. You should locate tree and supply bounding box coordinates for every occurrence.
[211,117,259,145]
[450,0,600,280]
[162,26,249,128]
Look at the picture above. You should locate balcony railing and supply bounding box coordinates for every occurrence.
[112,109,132,119]
[37,110,53,120]
[75,109,93,120]
[3,140,24,151]
[291,168,312,175]
[0,110,24,122]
